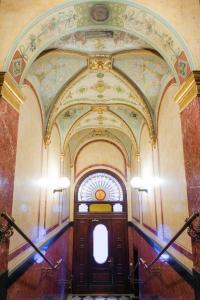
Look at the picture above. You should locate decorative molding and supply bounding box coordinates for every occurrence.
[4,0,195,85]
[174,71,200,112]
[75,163,127,181]
[88,55,112,71]
[0,72,25,112]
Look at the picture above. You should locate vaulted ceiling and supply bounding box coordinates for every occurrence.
[24,2,177,160]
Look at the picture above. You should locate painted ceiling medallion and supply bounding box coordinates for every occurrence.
[90,4,110,22]
[95,189,106,201]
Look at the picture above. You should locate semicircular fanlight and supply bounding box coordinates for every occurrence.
[78,172,123,202]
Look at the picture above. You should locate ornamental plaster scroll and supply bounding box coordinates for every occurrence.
[5,0,195,85]
[45,67,155,143]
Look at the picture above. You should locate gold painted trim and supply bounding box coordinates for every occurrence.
[174,71,200,112]
[113,49,162,59]
[35,49,88,62]
[111,67,156,140]
[0,72,25,112]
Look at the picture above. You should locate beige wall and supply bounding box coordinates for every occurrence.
[130,145,140,222]
[9,85,69,270]
[139,124,157,232]
[45,125,61,231]
[131,83,192,268]
[10,85,43,253]
[157,83,191,253]
[75,141,126,178]
[61,146,71,222]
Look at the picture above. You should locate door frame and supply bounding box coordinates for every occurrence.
[72,169,129,294]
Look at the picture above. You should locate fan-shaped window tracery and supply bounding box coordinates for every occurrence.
[78,172,123,202]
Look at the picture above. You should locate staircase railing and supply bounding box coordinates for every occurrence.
[0,212,62,270]
[140,211,200,269]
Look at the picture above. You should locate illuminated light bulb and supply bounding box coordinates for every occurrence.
[130,176,143,188]
[58,177,70,189]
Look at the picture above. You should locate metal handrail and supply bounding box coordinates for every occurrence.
[140,211,200,269]
[1,212,62,270]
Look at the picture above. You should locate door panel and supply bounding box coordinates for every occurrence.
[74,219,89,290]
[73,217,129,293]
[89,219,113,292]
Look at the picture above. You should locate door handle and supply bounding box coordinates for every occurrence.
[92,219,99,222]
[107,257,113,264]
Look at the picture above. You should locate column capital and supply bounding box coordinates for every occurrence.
[0,72,25,112]
[174,71,200,112]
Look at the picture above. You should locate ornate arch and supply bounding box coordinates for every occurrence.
[4,0,195,85]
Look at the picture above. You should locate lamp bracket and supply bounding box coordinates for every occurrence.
[138,188,148,193]
[53,188,64,194]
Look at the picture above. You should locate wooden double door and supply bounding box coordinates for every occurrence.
[73,216,129,293]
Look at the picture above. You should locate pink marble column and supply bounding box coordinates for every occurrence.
[181,96,200,269]
[0,96,19,297]
[176,72,200,299]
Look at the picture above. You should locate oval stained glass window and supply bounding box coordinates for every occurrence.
[93,224,108,264]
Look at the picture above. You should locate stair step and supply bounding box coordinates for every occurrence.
[67,295,138,300]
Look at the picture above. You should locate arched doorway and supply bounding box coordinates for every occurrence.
[73,170,129,294]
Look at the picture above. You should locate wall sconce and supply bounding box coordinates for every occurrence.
[53,177,70,193]
[130,177,148,193]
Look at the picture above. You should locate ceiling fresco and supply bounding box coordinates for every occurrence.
[56,105,91,145]
[6,0,194,85]
[47,68,153,132]
[48,30,152,54]
[109,105,143,142]
[113,52,171,111]
[66,109,136,143]
[54,71,142,105]
[15,0,193,159]
[28,53,87,120]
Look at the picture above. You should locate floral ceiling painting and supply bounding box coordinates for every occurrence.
[48,30,152,53]
[28,53,87,119]
[12,0,191,156]
[113,52,171,110]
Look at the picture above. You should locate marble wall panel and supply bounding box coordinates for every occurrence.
[7,226,73,300]
[0,97,19,271]
[181,96,200,273]
[128,226,195,300]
